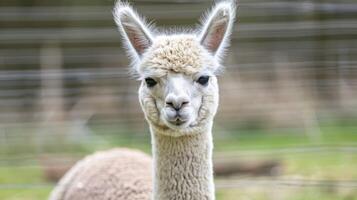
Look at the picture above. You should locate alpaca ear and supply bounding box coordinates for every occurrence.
[200,1,236,57]
[113,2,153,58]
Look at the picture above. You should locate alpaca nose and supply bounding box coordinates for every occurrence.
[165,95,189,111]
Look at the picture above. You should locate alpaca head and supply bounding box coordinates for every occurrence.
[114,1,236,137]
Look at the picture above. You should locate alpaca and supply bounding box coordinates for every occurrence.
[49,1,236,199]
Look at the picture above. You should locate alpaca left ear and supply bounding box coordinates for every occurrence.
[200,1,236,58]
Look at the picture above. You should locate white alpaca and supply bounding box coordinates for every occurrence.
[49,1,236,199]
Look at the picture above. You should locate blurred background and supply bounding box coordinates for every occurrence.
[0,0,356,199]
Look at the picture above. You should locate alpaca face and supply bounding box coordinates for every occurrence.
[137,42,220,136]
[138,69,219,133]
[137,35,220,134]
[114,1,236,136]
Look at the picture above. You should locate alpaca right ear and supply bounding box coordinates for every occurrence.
[199,1,236,58]
[113,2,153,58]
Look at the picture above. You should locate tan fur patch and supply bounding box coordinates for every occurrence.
[140,35,208,76]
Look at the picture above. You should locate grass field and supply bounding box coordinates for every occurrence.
[0,123,356,200]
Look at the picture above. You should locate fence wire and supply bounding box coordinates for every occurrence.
[0,0,356,198]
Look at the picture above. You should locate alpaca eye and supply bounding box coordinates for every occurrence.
[145,77,157,87]
[197,76,210,86]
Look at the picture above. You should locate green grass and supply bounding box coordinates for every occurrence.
[284,152,357,180]
[216,187,357,200]
[0,167,44,184]
[0,166,52,200]
[0,188,52,200]
[214,124,357,151]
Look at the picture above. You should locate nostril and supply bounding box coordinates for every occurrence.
[166,101,180,111]
[166,102,179,111]
[166,102,174,107]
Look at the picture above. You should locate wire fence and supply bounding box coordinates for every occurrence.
[0,0,357,199]
[1,178,357,190]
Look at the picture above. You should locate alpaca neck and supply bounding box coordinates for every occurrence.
[150,125,215,200]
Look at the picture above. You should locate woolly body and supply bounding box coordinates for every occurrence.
[49,148,152,200]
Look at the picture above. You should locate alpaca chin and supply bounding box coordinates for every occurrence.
[151,122,209,138]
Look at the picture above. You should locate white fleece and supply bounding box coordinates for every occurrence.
[49,148,152,200]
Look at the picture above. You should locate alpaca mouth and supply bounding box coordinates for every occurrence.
[167,118,187,127]
[173,119,186,126]
[163,115,189,128]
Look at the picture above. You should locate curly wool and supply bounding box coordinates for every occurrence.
[151,127,215,200]
[49,148,152,200]
[140,35,216,77]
